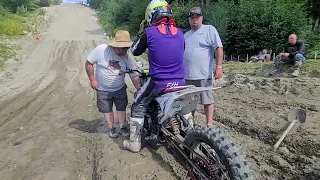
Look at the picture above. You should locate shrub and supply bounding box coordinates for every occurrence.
[17,5,28,16]
[0,18,24,36]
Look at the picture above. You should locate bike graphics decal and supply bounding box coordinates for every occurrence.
[166,82,179,88]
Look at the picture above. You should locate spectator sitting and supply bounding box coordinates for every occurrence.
[272,33,306,77]
[250,49,271,62]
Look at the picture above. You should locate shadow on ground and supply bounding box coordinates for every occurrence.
[68,117,184,179]
[68,117,106,133]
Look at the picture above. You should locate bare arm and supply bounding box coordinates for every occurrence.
[130,75,141,90]
[85,60,96,81]
[215,47,224,67]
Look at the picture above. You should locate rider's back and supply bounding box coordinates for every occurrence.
[145,25,185,81]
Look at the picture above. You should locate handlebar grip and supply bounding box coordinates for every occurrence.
[118,69,144,75]
[118,70,129,75]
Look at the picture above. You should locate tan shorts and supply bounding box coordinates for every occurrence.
[185,79,214,105]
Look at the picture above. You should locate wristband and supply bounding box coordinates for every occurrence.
[216,65,222,69]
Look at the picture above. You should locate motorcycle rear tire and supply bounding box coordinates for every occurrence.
[184,124,255,180]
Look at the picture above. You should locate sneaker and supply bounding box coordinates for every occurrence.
[292,69,300,77]
[109,127,118,138]
[119,125,129,137]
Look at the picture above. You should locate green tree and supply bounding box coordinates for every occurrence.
[2,0,39,12]
[95,0,320,57]
[224,0,308,57]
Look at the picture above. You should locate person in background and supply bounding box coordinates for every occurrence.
[251,49,271,62]
[183,6,224,125]
[273,33,306,77]
[85,30,141,138]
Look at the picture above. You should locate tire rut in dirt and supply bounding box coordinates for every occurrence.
[0,79,58,129]
[85,135,104,180]
[147,143,189,180]
[0,39,107,179]
[0,40,69,136]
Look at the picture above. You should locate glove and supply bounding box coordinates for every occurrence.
[139,19,148,31]
[139,19,145,30]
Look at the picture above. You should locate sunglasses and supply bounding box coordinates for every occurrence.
[115,47,130,50]
[189,7,202,16]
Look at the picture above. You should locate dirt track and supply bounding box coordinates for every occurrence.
[0,4,181,180]
[0,3,319,180]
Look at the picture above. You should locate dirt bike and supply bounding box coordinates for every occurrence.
[120,68,254,180]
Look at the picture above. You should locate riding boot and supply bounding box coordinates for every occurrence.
[183,112,194,128]
[123,117,144,153]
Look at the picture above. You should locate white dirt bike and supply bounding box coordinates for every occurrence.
[120,69,254,180]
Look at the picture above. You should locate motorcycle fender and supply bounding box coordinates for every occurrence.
[154,86,213,124]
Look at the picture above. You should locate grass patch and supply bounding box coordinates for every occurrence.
[223,59,320,77]
[223,61,273,76]
[223,61,273,72]
[0,43,20,69]
[0,7,46,38]
[0,7,46,69]
[0,6,26,36]
[0,16,25,36]
[300,60,320,76]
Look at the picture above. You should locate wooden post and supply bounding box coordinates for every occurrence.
[315,51,317,60]
[231,55,232,61]
[238,55,240,61]
[246,54,249,62]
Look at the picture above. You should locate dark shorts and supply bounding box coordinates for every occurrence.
[185,79,214,105]
[96,85,128,113]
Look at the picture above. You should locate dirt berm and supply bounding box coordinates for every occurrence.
[0,3,319,180]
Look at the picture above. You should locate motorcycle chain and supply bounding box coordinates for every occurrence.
[161,127,213,180]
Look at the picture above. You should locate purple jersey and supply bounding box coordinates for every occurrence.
[131,24,185,89]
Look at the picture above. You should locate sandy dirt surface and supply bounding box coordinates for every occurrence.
[0,3,180,180]
[212,75,320,180]
[0,3,319,180]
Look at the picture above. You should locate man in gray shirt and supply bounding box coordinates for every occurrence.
[85,30,141,138]
[183,7,224,125]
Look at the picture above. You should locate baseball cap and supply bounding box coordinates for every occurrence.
[188,7,202,17]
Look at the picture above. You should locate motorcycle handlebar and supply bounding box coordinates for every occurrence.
[118,69,143,75]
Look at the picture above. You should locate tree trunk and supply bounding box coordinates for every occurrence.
[314,17,319,31]
[309,17,314,31]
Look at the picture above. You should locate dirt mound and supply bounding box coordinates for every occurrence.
[211,74,320,179]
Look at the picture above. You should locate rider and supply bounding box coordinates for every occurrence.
[123,0,186,152]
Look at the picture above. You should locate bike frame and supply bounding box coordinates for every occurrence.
[133,68,216,125]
